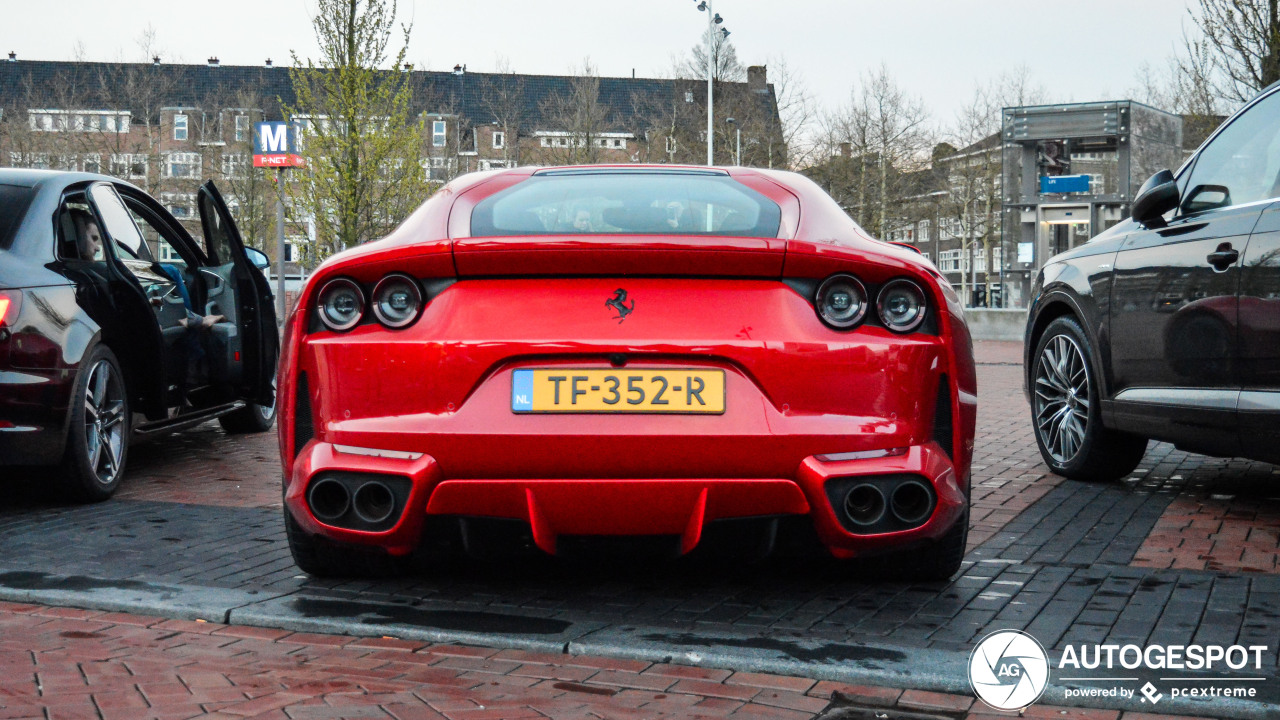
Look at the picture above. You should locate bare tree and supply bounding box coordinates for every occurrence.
[478,59,527,167]
[630,80,704,165]
[764,56,814,169]
[538,59,614,165]
[819,65,933,238]
[674,34,745,83]
[1184,0,1280,104]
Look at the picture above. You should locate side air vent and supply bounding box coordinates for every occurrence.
[933,375,953,459]
[293,372,314,458]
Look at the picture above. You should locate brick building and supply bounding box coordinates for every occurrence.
[0,56,783,273]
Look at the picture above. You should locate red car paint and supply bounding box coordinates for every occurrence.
[278,165,976,563]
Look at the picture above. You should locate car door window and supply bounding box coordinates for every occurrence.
[57,197,107,262]
[88,184,151,261]
[1180,90,1280,215]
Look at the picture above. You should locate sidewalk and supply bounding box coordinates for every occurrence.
[0,601,1210,720]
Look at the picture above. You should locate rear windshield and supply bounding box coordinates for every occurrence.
[0,184,36,250]
[470,171,782,238]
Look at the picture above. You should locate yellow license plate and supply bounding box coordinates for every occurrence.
[511,369,725,413]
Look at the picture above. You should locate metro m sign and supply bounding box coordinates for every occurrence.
[253,121,305,168]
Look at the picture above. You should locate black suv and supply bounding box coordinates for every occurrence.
[1024,81,1280,480]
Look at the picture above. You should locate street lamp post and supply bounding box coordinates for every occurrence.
[694,1,729,166]
[726,117,741,166]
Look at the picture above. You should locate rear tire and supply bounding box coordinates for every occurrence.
[284,507,395,577]
[218,400,275,434]
[219,372,276,434]
[868,510,968,582]
[1030,316,1147,481]
[58,345,129,503]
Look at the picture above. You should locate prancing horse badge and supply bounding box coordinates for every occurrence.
[605,288,635,323]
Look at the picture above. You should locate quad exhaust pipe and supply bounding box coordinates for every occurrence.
[889,480,933,525]
[844,483,886,526]
[840,477,935,530]
[352,481,395,524]
[307,476,402,527]
[307,478,350,522]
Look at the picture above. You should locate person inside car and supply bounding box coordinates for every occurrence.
[69,208,104,261]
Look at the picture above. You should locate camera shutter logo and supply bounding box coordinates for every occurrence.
[969,630,1050,710]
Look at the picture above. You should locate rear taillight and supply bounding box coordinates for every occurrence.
[814,274,868,329]
[371,274,423,328]
[0,290,20,328]
[313,275,432,332]
[877,279,927,333]
[316,278,365,332]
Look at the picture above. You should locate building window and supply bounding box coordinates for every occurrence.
[109,153,147,179]
[27,110,128,133]
[432,120,447,147]
[160,192,196,219]
[492,130,504,149]
[173,114,188,141]
[221,153,247,178]
[938,250,961,273]
[919,220,930,243]
[284,237,307,263]
[82,154,101,173]
[685,91,694,103]
[480,159,508,171]
[234,115,250,143]
[164,152,201,178]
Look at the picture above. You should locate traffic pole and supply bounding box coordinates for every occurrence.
[276,168,286,324]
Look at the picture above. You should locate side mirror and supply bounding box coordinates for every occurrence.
[1131,170,1180,227]
[1181,184,1232,215]
[244,247,271,271]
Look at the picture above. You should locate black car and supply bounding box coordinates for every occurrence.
[0,170,278,501]
[1025,81,1280,480]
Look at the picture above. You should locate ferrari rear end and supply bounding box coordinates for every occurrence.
[278,166,976,579]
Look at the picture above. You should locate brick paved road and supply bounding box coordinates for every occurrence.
[2,341,1279,718]
[0,601,1218,720]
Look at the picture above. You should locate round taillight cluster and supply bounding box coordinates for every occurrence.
[813,274,928,333]
[316,275,424,332]
[815,274,868,329]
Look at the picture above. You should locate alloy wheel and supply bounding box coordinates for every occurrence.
[1034,334,1090,464]
[83,359,126,485]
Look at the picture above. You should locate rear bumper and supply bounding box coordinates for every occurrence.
[0,367,72,466]
[284,440,965,559]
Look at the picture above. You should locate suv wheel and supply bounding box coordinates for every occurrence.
[1031,316,1147,481]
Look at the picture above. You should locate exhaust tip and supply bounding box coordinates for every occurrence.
[844,483,887,526]
[890,480,934,526]
[352,481,396,524]
[308,478,350,522]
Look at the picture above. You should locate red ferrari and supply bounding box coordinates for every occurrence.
[277,166,976,579]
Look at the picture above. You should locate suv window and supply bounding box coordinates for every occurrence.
[1180,89,1280,215]
[0,184,35,251]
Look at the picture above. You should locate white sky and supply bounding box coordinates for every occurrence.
[1,0,1193,124]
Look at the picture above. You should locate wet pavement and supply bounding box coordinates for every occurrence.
[1,342,1278,718]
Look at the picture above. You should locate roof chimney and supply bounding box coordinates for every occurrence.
[265,58,273,67]
[453,63,465,76]
[747,65,767,92]
[207,56,220,66]
[152,55,161,65]
[7,51,15,62]
[839,142,852,158]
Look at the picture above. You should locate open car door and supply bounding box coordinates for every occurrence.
[197,181,278,408]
